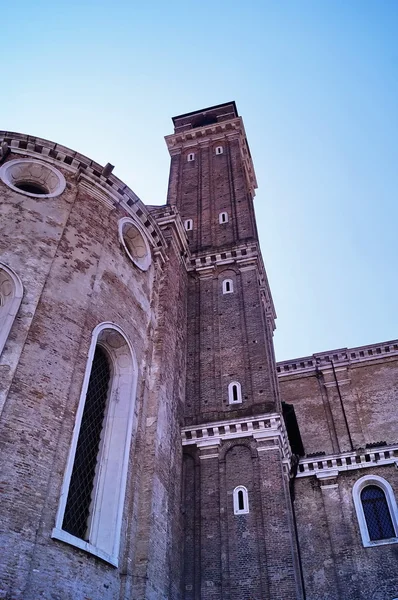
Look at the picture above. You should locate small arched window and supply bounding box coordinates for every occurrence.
[0,263,23,357]
[219,212,228,224]
[233,486,249,514]
[353,475,398,547]
[228,381,242,404]
[215,146,223,155]
[53,323,138,566]
[184,219,193,231]
[187,153,195,162]
[222,279,233,294]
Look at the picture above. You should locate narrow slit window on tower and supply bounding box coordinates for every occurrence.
[228,381,242,404]
[215,146,223,155]
[219,212,228,224]
[222,279,233,294]
[184,219,193,231]
[233,486,249,514]
[187,153,195,162]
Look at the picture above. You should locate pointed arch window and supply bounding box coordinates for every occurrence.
[222,279,233,294]
[228,381,242,404]
[233,486,249,514]
[0,263,23,357]
[353,475,398,547]
[53,323,138,566]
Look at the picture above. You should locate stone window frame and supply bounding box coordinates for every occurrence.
[228,381,242,405]
[219,211,228,224]
[184,219,193,231]
[222,279,233,294]
[187,153,195,162]
[119,217,152,272]
[0,262,23,357]
[352,474,398,548]
[52,322,138,566]
[233,485,249,515]
[215,146,224,155]
[0,158,66,198]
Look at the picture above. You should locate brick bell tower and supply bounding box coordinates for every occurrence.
[166,103,304,600]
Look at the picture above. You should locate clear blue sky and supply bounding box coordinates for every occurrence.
[2,1,397,360]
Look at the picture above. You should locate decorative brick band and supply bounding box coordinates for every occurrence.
[297,444,398,478]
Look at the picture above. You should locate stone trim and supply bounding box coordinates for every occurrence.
[165,116,257,194]
[181,413,291,462]
[186,242,276,327]
[0,131,166,258]
[297,444,398,478]
[277,339,398,377]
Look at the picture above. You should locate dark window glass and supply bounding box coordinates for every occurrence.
[238,490,244,511]
[361,485,395,541]
[232,385,238,402]
[63,346,111,540]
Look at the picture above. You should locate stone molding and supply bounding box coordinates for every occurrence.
[277,339,398,378]
[0,131,166,260]
[186,241,276,327]
[165,116,257,195]
[181,413,291,463]
[297,444,398,479]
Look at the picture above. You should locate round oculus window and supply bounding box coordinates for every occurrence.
[119,218,151,271]
[0,158,66,198]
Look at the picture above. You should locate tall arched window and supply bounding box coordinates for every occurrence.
[62,346,111,540]
[228,381,242,404]
[233,486,249,514]
[53,323,138,566]
[0,263,23,357]
[353,475,398,547]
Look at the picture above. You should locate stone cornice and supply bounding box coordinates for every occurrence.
[149,205,190,266]
[277,339,398,378]
[187,242,276,328]
[0,131,167,260]
[297,444,398,479]
[181,412,291,463]
[164,116,257,196]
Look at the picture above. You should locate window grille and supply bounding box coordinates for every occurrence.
[63,346,111,540]
[361,485,395,541]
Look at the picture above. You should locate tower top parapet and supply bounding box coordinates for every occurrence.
[172,101,238,133]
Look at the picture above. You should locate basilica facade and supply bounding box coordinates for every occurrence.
[0,103,397,600]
